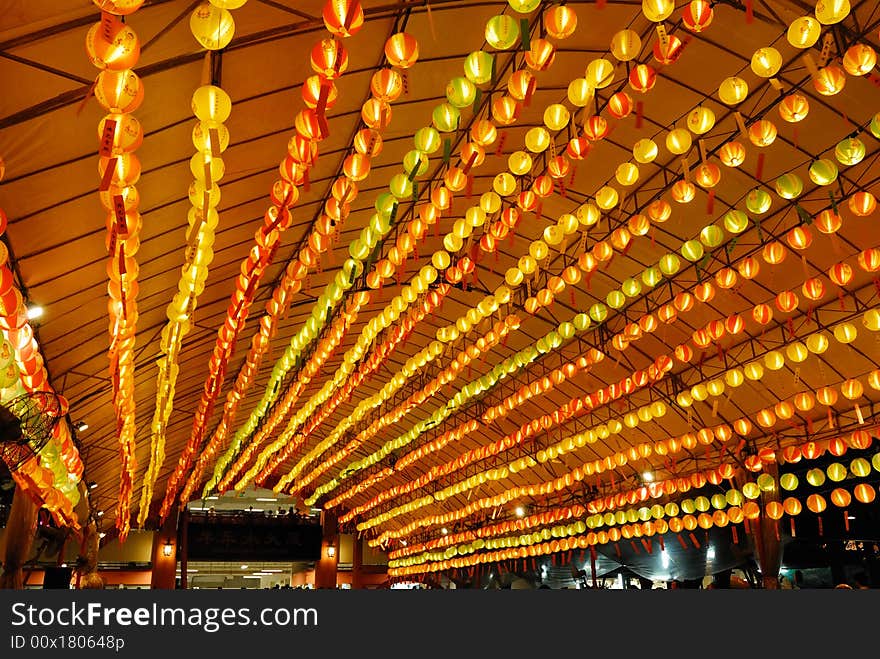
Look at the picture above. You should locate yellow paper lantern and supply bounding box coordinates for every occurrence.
[666,128,692,155]
[751,47,782,77]
[633,138,658,164]
[718,77,748,105]
[787,16,821,48]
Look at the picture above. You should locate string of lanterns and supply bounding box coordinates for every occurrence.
[138,0,247,528]
[202,1,574,495]
[0,196,83,527]
[86,0,146,540]
[161,0,368,518]
[367,364,880,547]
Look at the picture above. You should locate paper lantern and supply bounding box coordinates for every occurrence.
[814,63,845,97]
[666,128,692,155]
[653,34,684,64]
[524,127,550,153]
[687,106,715,134]
[801,277,825,301]
[749,120,777,147]
[311,38,349,79]
[737,256,760,279]
[583,115,609,141]
[491,95,519,125]
[835,137,866,166]
[806,494,827,514]
[682,1,713,31]
[586,58,615,88]
[323,0,365,37]
[829,262,852,286]
[695,163,721,188]
[98,113,143,154]
[811,209,840,234]
[752,303,773,325]
[786,226,812,250]
[787,15,821,47]
[607,92,633,119]
[611,30,641,62]
[94,69,144,113]
[751,47,782,77]
[833,322,857,343]
[485,14,519,49]
[859,247,880,272]
[672,180,696,204]
[567,78,594,107]
[629,64,657,93]
[547,155,570,180]
[648,199,672,223]
[508,0,541,13]
[854,483,876,504]
[567,136,591,160]
[809,159,838,185]
[92,0,144,14]
[715,143,744,170]
[719,77,749,105]
[432,103,460,132]
[386,32,418,68]
[778,93,809,122]
[643,0,674,21]
[86,18,140,70]
[525,39,555,71]
[469,120,497,148]
[633,139,658,163]
[190,2,235,51]
[543,5,577,39]
[849,191,877,216]
[815,0,850,25]
[746,188,772,214]
[543,103,570,131]
[774,173,803,199]
[616,163,639,187]
[843,44,876,76]
[595,186,618,210]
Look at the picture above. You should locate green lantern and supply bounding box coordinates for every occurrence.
[756,473,776,492]
[725,489,744,506]
[745,188,772,214]
[432,103,460,132]
[375,191,397,216]
[723,209,749,234]
[826,462,847,482]
[680,499,696,514]
[557,321,575,340]
[413,126,441,154]
[403,149,429,177]
[658,253,680,275]
[606,290,626,309]
[572,313,591,331]
[681,239,704,262]
[507,0,541,14]
[485,14,519,49]
[774,173,804,200]
[349,238,369,261]
[642,266,662,288]
[711,494,727,510]
[779,473,799,491]
[589,303,608,323]
[809,158,838,185]
[464,51,495,85]
[370,212,391,235]
[699,224,725,248]
[621,277,641,297]
[694,496,711,512]
[446,76,477,108]
[835,137,866,166]
[871,113,880,139]
[389,173,413,199]
[663,502,679,517]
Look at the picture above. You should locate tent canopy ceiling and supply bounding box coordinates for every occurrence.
[1,0,880,566]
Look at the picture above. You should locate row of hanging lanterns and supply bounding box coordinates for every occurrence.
[87,0,146,540]
[138,0,247,528]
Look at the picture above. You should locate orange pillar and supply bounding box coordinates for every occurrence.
[351,534,363,589]
[150,505,178,590]
[314,510,338,589]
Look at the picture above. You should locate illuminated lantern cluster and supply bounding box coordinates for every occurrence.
[0,200,83,527]
[87,0,150,539]
[163,0,372,517]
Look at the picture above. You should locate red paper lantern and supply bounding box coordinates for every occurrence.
[583,115,609,141]
[682,0,713,32]
[311,38,349,79]
[629,64,657,93]
[385,32,419,68]
[608,92,634,119]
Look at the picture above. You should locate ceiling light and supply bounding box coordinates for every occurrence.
[262,569,283,573]
[26,305,43,320]
[642,471,654,482]
[96,510,104,517]
[848,515,856,520]
[515,506,525,518]
[706,547,716,560]
[240,565,248,570]
[87,481,98,490]
[242,575,262,579]
[400,540,407,546]
[205,496,218,500]
[441,527,448,535]
[98,532,106,539]
[76,422,89,432]
[255,497,277,502]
